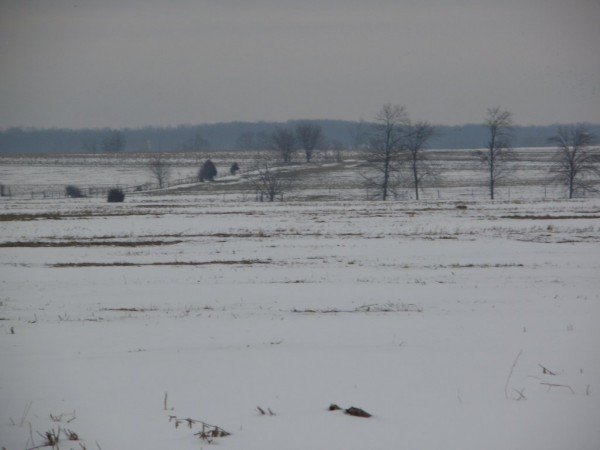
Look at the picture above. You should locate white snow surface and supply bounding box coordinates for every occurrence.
[1,193,600,449]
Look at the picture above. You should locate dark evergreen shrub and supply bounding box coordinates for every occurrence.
[65,185,85,198]
[107,188,125,202]
[198,160,217,182]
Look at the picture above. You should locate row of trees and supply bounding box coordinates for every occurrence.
[270,123,324,163]
[363,104,598,200]
[82,129,210,154]
[362,104,437,201]
[82,123,327,163]
[82,129,127,153]
[480,108,598,200]
[141,105,597,201]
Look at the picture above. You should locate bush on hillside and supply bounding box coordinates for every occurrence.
[65,185,85,198]
[199,160,217,182]
[107,188,125,202]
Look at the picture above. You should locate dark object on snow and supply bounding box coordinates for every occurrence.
[456,204,467,210]
[344,406,371,418]
[199,159,217,182]
[328,403,371,417]
[230,162,240,175]
[107,188,125,202]
[65,185,85,198]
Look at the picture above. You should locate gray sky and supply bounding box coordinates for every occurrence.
[1,0,599,129]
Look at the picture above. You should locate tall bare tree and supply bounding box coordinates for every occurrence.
[271,127,296,163]
[549,124,598,198]
[295,123,323,162]
[147,154,171,189]
[480,107,513,199]
[403,120,437,200]
[249,160,295,201]
[362,104,408,200]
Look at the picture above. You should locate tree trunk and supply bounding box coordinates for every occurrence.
[489,153,495,200]
[382,160,390,201]
[568,175,574,199]
[412,158,419,200]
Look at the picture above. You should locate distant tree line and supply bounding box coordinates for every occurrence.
[2,120,599,155]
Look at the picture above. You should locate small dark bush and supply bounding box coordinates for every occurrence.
[230,162,240,175]
[65,185,85,198]
[199,160,217,182]
[107,188,125,202]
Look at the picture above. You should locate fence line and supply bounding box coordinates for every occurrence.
[1,174,202,200]
[0,172,596,202]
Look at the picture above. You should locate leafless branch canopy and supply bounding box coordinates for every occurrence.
[147,154,171,189]
[249,160,295,201]
[271,127,297,163]
[481,107,514,199]
[295,123,323,162]
[361,104,409,200]
[403,120,437,200]
[549,124,599,198]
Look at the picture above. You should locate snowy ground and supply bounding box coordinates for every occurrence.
[1,159,600,449]
[0,147,588,201]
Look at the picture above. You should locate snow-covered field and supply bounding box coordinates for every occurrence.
[0,147,585,201]
[1,156,600,449]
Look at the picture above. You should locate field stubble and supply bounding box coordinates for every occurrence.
[0,152,599,450]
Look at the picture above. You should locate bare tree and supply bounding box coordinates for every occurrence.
[147,154,171,188]
[403,120,437,200]
[480,107,513,199]
[295,123,323,162]
[330,139,346,163]
[103,130,126,153]
[271,127,296,163]
[549,124,598,198]
[362,104,408,200]
[249,160,294,201]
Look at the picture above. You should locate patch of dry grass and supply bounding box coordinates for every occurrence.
[501,214,600,220]
[51,259,272,268]
[0,240,183,248]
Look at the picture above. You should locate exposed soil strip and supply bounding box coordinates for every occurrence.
[0,212,151,221]
[292,304,423,314]
[101,307,157,312]
[51,259,271,268]
[501,215,600,220]
[0,213,63,221]
[0,240,183,248]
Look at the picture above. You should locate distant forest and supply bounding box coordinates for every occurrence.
[1,120,599,154]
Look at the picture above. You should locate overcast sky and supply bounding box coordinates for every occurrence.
[1,0,599,129]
